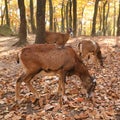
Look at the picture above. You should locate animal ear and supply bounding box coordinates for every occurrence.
[70,28,74,32]
[67,28,73,32]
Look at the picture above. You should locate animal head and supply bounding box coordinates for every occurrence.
[86,76,96,98]
[67,28,73,37]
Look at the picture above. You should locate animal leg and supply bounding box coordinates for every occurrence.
[15,73,39,101]
[15,73,26,101]
[24,74,40,99]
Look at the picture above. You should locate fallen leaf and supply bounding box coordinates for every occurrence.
[12,115,21,120]
[4,111,15,119]
[68,88,79,94]
[44,104,54,111]
[68,101,78,108]
[106,111,115,116]
[75,97,84,102]
[74,113,89,119]
[0,99,5,104]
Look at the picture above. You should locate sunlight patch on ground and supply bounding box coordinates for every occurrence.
[68,36,119,47]
[103,38,116,46]
[0,49,18,57]
[0,36,19,57]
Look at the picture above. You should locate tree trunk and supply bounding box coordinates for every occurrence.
[113,0,116,36]
[4,0,10,27]
[1,7,5,26]
[35,0,46,44]
[48,0,53,31]
[30,0,36,34]
[80,7,85,35]
[61,1,65,32]
[117,1,120,36]
[102,1,107,36]
[69,0,72,29]
[13,0,27,46]
[54,18,57,32]
[73,0,77,37]
[105,2,110,35]
[91,0,100,36]
[66,1,69,30]
[98,6,102,32]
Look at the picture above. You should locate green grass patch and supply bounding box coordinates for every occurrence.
[0,25,14,36]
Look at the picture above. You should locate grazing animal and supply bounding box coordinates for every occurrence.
[45,28,73,47]
[15,44,96,103]
[78,40,104,67]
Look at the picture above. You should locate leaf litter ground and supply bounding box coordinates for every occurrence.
[0,35,120,120]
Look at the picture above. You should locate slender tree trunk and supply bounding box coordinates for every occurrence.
[1,7,5,26]
[54,18,57,32]
[30,0,36,34]
[35,0,46,44]
[4,0,10,27]
[80,7,85,35]
[91,0,100,36]
[53,7,59,32]
[69,0,72,29]
[105,2,110,35]
[112,0,120,47]
[73,0,77,37]
[102,1,107,36]
[113,0,116,36]
[114,1,120,47]
[61,1,65,32]
[48,0,53,31]
[99,6,102,31]
[66,2,69,30]
[53,7,56,32]
[117,1,120,36]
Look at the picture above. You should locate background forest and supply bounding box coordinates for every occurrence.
[0,0,120,37]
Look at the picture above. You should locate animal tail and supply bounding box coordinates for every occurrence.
[78,42,82,55]
[16,53,19,64]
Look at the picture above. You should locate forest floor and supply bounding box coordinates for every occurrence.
[0,35,120,120]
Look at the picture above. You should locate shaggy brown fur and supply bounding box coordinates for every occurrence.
[45,28,73,46]
[78,40,104,67]
[15,44,96,103]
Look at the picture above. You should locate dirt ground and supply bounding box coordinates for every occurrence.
[0,35,120,120]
